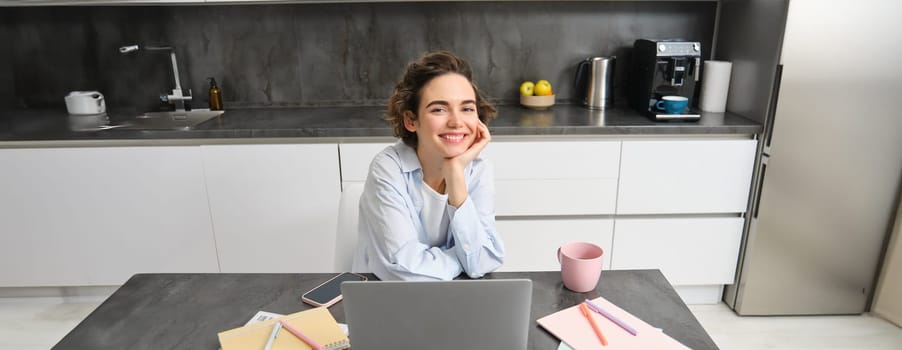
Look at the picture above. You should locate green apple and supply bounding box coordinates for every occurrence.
[519,81,535,96]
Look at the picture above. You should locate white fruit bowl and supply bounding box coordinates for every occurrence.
[520,94,555,110]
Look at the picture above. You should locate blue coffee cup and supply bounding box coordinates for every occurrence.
[655,96,689,114]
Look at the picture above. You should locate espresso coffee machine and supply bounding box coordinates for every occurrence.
[629,39,702,121]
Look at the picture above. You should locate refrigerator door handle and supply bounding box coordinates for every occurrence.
[753,160,768,219]
[764,64,783,151]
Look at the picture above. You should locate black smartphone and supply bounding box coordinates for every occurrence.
[301,272,368,307]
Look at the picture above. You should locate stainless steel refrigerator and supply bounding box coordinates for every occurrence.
[718,0,902,315]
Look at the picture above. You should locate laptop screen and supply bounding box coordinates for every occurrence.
[341,279,533,350]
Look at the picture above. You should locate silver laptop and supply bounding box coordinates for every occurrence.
[341,279,533,350]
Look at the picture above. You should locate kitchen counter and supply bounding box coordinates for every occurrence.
[0,104,761,143]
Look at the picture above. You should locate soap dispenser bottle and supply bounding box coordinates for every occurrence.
[208,77,223,111]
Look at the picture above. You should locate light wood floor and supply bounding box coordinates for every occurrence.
[689,303,902,350]
[1,294,901,349]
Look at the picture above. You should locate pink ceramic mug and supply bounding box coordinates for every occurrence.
[557,242,604,292]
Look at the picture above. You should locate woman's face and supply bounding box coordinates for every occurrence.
[405,73,480,159]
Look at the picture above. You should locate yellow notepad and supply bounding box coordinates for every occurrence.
[218,307,350,350]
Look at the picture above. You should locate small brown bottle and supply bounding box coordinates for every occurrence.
[208,77,223,111]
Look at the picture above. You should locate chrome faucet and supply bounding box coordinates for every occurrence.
[119,44,193,111]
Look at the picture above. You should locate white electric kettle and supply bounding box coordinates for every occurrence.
[64,91,106,115]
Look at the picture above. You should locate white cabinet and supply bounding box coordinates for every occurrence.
[613,139,755,302]
[339,142,394,184]
[617,139,757,214]
[0,136,757,292]
[610,217,744,285]
[496,218,613,272]
[482,141,621,216]
[336,139,753,294]
[0,147,219,287]
[339,140,621,273]
[201,144,341,273]
[340,140,621,216]
[485,141,618,276]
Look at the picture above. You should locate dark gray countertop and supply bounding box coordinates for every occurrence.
[0,104,761,142]
[53,270,718,350]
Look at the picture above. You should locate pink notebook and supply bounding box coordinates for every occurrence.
[537,296,690,350]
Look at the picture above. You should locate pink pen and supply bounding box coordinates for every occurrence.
[278,320,325,350]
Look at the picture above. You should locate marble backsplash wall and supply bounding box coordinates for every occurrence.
[2,2,716,111]
[0,13,12,109]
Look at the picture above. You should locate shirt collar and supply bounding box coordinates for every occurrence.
[395,140,422,173]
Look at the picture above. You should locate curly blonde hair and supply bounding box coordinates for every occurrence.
[386,51,497,148]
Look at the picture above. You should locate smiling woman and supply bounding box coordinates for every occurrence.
[351,51,504,281]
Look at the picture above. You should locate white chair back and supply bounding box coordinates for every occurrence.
[334,182,365,272]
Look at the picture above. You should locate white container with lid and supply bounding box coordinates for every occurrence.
[64,91,106,115]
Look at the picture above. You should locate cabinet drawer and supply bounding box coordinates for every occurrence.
[339,143,394,183]
[485,141,621,215]
[496,179,617,216]
[617,140,757,214]
[496,218,613,272]
[482,141,621,179]
[610,217,744,285]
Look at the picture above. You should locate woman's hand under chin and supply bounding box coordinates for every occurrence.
[443,121,491,207]
[447,121,491,168]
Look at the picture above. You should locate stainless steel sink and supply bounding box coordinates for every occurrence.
[117,109,224,130]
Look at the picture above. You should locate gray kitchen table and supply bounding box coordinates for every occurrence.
[53,269,718,350]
